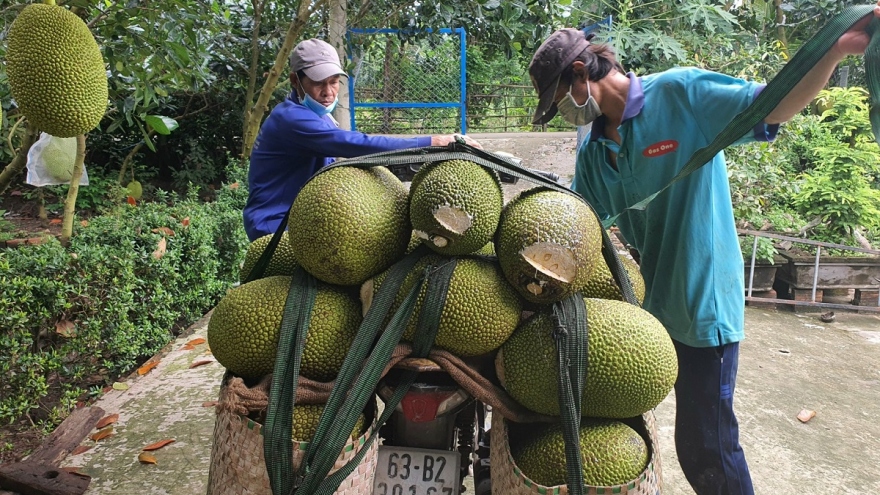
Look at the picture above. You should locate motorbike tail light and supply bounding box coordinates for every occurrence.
[399,389,468,423]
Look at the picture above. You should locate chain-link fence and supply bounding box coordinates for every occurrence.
[348,28,465,134]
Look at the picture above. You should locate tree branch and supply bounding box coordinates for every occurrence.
[0,124,39,196]
[240,0,328,158]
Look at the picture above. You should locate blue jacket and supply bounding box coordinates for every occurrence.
[572,69,778,348]
[243,93,431,240]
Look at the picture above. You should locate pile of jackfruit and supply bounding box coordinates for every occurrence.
[207,159,678,486]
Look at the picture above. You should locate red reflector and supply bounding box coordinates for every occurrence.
[400,392,455,423]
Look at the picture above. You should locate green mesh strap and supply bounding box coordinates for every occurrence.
[602,4,880,228]
[307,259,458,495]
[294,258,458,495]
[263,266,316,495]
[552,295,589,495]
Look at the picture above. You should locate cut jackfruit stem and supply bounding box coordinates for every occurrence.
[359,279,375,317]
[44,0,56,5]
[433,205,473,235]
[526,281,545,295]
[432,236,449,247]
[520,243,577,283]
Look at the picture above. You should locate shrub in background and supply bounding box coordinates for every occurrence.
[0,159,249,425]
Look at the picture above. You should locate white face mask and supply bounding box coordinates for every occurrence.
[556,79,601,126]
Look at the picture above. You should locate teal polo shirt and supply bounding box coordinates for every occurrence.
[572,68,778,348]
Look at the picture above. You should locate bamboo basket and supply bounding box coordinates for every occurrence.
[490,411,662,495]
[206,380,378,495]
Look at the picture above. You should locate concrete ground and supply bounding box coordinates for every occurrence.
[25,134,880,493]
[48,306,880,494]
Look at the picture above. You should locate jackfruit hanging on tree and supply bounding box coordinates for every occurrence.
[6,3,108,137]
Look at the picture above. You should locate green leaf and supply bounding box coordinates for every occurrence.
[145,115,179,135]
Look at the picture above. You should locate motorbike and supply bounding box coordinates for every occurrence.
[370,154,560,495]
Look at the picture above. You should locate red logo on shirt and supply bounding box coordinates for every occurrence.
[642,140,678,157]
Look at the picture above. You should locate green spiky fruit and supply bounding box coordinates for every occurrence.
[6,4,108,137]
[208,276,362,380]
[495,189,603,305]
[582,254,645,303]
[288,166,410,286]
[361,254,522,356]
[239,232,298,282]
[409,160,502,255]
[292,404,365,443]
[126,180,143,200]
[510,418,648,487]
[496,298,677,418]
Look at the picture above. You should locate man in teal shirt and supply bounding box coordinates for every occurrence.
[528,7,880,493]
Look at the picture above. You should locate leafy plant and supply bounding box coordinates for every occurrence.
[740,235,779,265]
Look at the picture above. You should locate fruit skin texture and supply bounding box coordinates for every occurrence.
[496,298,678,418]
[363,254,522,357]
[290,404,364,443]
[495,189,603,305]
[239,232,298,282]
[582,254,645,304]
[288,166,410,286]
[6,4,108,137]
[510,418,648,487]
[409,159,502,255]
[207,276,361,380]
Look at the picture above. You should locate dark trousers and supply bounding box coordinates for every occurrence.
[672,340,754,495]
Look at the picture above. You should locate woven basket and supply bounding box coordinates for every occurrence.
[490,411,663,495]
[206,384,378,495]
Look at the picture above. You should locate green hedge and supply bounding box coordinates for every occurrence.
[0,163,250,424]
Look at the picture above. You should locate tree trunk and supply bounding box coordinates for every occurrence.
[240,0,328,158]
[60,135,86,247]
[242,0,265,137]
[774,0,789,57]
[0,124,39,195]
[329,0,350,130]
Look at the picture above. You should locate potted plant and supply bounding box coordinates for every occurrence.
[740,235,780,292]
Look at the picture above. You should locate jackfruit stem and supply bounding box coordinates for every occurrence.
[43,0,56,5]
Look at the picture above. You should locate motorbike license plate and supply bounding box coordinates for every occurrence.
[373,446,461,495]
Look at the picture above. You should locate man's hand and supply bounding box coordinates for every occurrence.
[835,2,880,57]
[431,134,483,149]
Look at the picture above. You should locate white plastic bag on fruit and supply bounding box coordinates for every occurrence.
[26,132,89,186]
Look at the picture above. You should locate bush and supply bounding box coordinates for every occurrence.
[0,164,249,425]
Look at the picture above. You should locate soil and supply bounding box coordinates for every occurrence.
[0,188,64,241]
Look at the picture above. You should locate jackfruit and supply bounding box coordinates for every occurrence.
[288,166,410,286]
[510,418,648,487]
[126,180,143,200]
[495,189,603,305]
[290,404,365,443]
[239,232,298,282]
[6,4,108,137]
[361,254,522,356]
[582,253,645,303]
[496,298,677,418]
[208,276,362,380]
[41,135,78,182]
[409,160,502,255]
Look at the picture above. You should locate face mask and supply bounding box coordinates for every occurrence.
[299,82,338,116]
[556,79,601,126]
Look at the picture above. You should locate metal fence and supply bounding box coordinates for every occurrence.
[348,28,466,134]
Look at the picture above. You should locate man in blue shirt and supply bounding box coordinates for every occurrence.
[527,7,880,494]
[244,38,479,240]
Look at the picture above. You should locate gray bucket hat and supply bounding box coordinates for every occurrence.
[528,28,593,125]
[290,39,348,81]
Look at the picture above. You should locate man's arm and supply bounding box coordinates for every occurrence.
[765,3,880,124]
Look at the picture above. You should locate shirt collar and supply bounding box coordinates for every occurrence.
[590,72,643,142]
